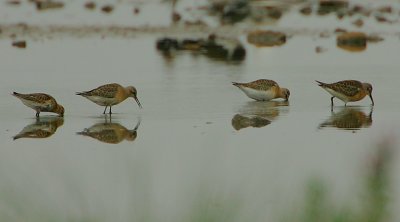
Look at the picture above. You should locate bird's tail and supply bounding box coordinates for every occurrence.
[232,82,241,87]
[315,80,326,87]
[76,131,88,136]
[12,92,21,97]
[12,135,21,140]
[75,92,86,96]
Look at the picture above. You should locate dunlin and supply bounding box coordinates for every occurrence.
[12,92,64,117]
[316,80,374,106]
[76,83,142,114]
[233,79,290,101]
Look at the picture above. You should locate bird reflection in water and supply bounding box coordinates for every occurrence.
[13,116,64,140]
[232,101,289,130]
[319,107,373,131]
[77,116,141,144]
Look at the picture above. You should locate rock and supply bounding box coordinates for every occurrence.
[317,0,348,15]
[351,5,364,13]
[319,32,330,38]
[231,46,246,61]
[375,15,389,23]
[203,35,246,61]
[156,38,179,52]
[252,5,284,22]
[300,6,312,15]
[101,5,113,13]
[378,6,392,14]
[367,35,384,43]
[352,18,364,27]
[247,30,286,47]
[232,114,271,130]
[180,39,204,50]
[84,1,96,10]
[12,40,26,48]
[7,0,21,5]
[264,6,283,19]
[350,5,371,17]
[220,0,250,24]
[156,35,246,61]
[315,46,327,53]
[184,20,208,28]
[336,11,345,19]
[334,28,347,33]
[172,12,181,23]
[337,32,367,52]
[36,1,64,10]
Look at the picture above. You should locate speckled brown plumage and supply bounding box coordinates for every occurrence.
[76,83,142,114]
[13,92,64,117]
[317,80,363,97]
[316,80,374,106]
[233,79,278,91]
[233,79,290,101]
[78,84,120,98]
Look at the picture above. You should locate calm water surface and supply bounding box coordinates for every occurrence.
[1,1,400,220]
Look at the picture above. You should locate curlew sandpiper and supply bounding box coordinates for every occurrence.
[233,79,290,101]
[316,80,374,106]
[76,83,142,114]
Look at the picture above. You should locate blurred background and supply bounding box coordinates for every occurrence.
[0,0,400,221]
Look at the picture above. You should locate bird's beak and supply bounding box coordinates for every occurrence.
[369,94,374,106]
[134,96,142,108]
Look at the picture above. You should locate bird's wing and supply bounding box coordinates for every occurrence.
[330,81,362,97]
[81,84,119,98]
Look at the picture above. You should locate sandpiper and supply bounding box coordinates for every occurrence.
[233,79,290,101]
[316,80,374,106]
[12,92,64,117]
[76,83,142,114]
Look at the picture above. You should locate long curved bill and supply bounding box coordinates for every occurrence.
[134,96,142,108]
[369,94,374,106]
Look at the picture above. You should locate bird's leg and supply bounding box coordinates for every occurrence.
[103,106,108,114]
[104,113,111,123]
[330,97,334,107]
[109,106,112,115]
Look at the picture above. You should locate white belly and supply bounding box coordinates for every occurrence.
[86,96,119,106]
[239,87,275,101]
[20,99,51,110]
[325,88,349,103]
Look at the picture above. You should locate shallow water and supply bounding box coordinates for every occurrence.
[1,1,400,221]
